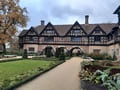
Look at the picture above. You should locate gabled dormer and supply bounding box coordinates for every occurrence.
[114,5,120,24]
[40,22,59,36]
[25,27,38,36]
[66,21,87,36]
[89,25,106,35]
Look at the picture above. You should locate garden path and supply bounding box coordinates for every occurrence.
[15,57,83,90]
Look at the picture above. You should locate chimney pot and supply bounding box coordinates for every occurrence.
[41,20,45,26]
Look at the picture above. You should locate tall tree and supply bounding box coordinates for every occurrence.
[0,0,28,53]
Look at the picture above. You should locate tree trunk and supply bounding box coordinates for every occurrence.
[2,43,6,54]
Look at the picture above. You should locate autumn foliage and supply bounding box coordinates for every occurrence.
[0,0,28,53]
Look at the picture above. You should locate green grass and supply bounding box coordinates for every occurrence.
[0,59,62,89]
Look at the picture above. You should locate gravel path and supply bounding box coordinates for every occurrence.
[15,57,83,90]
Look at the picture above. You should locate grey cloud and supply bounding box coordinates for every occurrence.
[20,0,120,27]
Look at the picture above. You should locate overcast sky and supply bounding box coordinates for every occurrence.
[20,0,120,29]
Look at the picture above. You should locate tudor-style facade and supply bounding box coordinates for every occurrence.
[19,6,120,60]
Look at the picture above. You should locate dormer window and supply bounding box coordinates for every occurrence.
[73,30,80,33]
[95,30,100,34]
[71,29,84,35]
[46,30,54,34]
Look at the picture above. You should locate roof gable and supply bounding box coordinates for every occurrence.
[114,6,120,14]
[25,27,38,36]
[40,22,59,36]
[65,21,87,36]
[89,25,106,35]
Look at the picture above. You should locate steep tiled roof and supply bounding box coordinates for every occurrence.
[19,30,28,37]
[54,25,72,36]
[19,23,117,36]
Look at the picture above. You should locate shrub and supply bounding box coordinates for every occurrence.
[76,51,81,56]
[45,47,53,57]
[55,48,60,58]
[59,52,65,60]
[22,49,28,59]
[65,50,71,57]
[113,52,117,60]
[87,53,113,60]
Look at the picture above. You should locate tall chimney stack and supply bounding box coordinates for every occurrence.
[85,15,89,24]
[41,20,45,26]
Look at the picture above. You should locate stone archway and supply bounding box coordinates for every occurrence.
[70,47,83,56]
[42,46,55,57]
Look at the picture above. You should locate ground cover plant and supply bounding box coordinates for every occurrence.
[0,59,63,90]
[80,60,120,90]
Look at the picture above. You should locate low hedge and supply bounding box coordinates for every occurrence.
[86,53,113,60]
[0,58,23,63]
[31,57,59,61]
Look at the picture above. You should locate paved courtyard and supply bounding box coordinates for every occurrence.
[15,57,83,90]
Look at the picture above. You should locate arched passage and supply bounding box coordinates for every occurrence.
[70,47,84,56]
[42,46,55,57]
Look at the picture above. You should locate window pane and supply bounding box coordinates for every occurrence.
[94,36,101,42]
[44,37,54,42]
[93,49,101,54]
[29,47,35,52]
[71,37,82,42]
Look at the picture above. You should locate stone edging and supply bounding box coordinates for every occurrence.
[4,60,65,90]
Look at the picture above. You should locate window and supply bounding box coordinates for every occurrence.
[94,28,101,34]
[33,37,38,41]
[46,30,54,34]
[94,36,101,42]
[93,49,101,54]
[29,47,35,52]
[44,37,54,42]
[72,29,84,35]
[29,37,33,41]
[71,37,82,42]
[26,37,29,40]
[89,37,94,42]
[95,30,100,34]
[28,31,36,35]
[73,30,80,33]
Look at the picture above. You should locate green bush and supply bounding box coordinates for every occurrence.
[45,47,53,57]
[76,51,81,56]
[113,52,117,60]
[55,48,60,58]
[87,53,113,60]
[59,52,65,60]
[22,49,28,59]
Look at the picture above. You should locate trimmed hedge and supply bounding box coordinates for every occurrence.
[86,53,113,60]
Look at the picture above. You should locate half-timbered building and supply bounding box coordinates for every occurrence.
[19,6,120,60]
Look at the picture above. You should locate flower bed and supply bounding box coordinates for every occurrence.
[80,60,120,90]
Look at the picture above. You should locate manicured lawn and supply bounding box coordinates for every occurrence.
[0,59,62,89]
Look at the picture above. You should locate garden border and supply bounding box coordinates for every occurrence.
[4,60,65,90]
